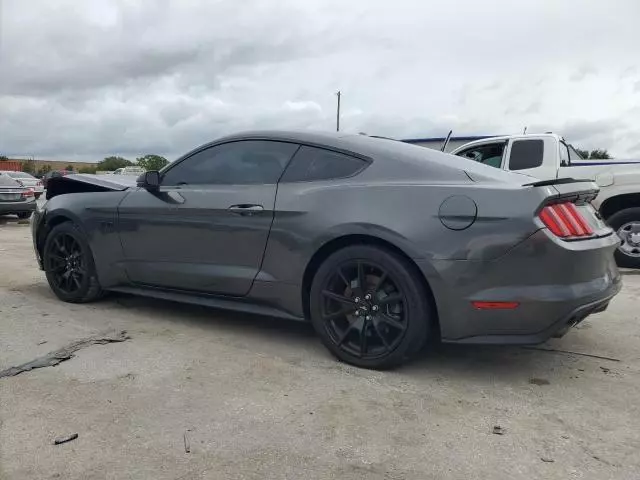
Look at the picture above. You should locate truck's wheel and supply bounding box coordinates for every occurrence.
[607,207,640,269]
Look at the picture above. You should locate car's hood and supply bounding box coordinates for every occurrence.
[46,173,138,200]
[54,173,138,191]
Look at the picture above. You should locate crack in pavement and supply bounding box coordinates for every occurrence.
[0,330,130,379]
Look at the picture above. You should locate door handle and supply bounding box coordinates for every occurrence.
[228,204,264,215]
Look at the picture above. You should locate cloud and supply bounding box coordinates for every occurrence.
[570,65,598,82]
[621,66,638,79]
[1,0,640,160]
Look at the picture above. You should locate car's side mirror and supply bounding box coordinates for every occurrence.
[137,171,160,191]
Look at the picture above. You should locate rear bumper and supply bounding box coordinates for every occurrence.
[444,290,619,345]
[419,228,622,344]
[0,201,36,214]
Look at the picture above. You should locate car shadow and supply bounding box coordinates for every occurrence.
[107,292,317,340]
[100,292,582,382]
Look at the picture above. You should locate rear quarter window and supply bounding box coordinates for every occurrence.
[280,146,368,182]
[508,139,544,170]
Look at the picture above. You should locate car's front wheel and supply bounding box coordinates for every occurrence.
[309,245,433,369]
[43,222,104,303]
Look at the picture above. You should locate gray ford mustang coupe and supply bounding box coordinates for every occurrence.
[32,131,622,368]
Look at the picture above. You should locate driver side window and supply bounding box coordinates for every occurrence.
[455,142,506,169]
[162,140,299,186]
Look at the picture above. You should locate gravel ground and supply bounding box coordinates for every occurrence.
[1,217,639,480]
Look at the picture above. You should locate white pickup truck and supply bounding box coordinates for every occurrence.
[450,133,640,268]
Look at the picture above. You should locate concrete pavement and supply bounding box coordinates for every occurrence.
[1,220,639,480]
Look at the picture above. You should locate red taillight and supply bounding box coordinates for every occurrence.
[539,202,594,238]
[22,188,34,198]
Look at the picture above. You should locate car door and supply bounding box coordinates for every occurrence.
[503,137,557,179]
[117,140,300,296]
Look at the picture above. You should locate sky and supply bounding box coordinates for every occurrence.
[1,0,639,162]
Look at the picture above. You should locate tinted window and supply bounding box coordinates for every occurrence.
[456,142,506,169]
[280,146,367,182]
[162,140,299,186]
[508,139,544,170]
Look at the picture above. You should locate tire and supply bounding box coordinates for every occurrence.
[16,212,31,220]
[309,245,433,369]
[43,222,104,303]
[606,207,640,269]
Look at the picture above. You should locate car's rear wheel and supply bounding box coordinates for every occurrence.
[309,245,432,369]
[16,212,31,220]
[607,207,640,269]
[43,222,104,303]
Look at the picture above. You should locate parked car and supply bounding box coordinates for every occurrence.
[0,174,36,219]
[450,134,640,268]
[32,131,621,369]
[0,171,45,198]
[42,170,72,189]
[112,166,145,176]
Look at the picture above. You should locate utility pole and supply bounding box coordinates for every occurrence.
[336,91,341,132]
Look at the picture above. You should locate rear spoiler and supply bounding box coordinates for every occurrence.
[523,177,594,187]
[526,177,600,205]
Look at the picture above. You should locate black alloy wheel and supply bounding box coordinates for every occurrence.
[43,222,104,303]
[321,260,407,359]
[310,245,432,369]
[46,232,86,294]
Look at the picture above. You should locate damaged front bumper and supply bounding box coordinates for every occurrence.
[31,203,46,271]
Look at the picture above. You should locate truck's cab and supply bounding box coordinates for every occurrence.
[451,133,582,181]
[451,134,640,268]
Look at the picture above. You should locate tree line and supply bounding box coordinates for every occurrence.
[78,154,170,174]
[574,149,611,160]
[0,154,169,176]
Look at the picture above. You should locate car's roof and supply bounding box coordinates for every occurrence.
[450,133,563,152]
[0,170,33,176]
[212,130,366,152]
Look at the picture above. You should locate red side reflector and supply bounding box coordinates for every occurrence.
[472,301,520,310]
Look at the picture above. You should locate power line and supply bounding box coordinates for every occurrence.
[336,91,341,132]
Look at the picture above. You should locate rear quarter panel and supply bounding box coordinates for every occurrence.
[262,177,553,287]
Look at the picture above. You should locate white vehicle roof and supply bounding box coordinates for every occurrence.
[451,133,564,152]
[0,170,32,175]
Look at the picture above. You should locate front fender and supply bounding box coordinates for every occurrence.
[35,191,131,287]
